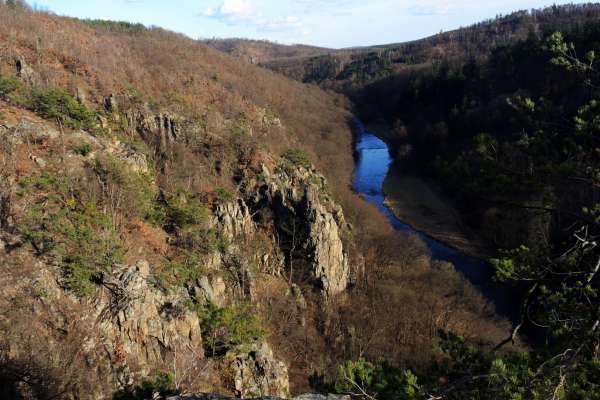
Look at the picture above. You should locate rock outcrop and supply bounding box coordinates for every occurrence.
[92,261,204,379]
[250,164,349,298]
[212,199,255,241]
[125,110,181,160]
[224,342,290,399]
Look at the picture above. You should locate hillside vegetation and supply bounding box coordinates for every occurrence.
[211,3,600,398]
[203,38,330,65]
[328,7,600,400]
[259,4,600,89]
[0,2,512,399]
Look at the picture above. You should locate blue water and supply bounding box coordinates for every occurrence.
[353,121,516,318]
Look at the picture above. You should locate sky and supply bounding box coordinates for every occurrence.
[27,0,598,48]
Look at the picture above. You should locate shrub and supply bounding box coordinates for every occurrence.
[155,188,209,231]
[29,87,96,129]
[214,187,235,202]
[334,358,422,400]
[0,75,22,97]
[89,155,157,220]
[71,142,92,157]
[156,251,204,288]
[281,148,312,169]
[201,302,266,356]
[57,203,125,296]
[18,174,125,297]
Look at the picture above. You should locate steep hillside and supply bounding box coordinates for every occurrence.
[0,3,511,399]
[203,38,330,65]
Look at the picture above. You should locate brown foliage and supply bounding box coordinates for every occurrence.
[0,6,516,397]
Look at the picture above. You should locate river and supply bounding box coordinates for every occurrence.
[352,121,516,318]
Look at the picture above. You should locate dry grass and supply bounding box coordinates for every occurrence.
[0,5,354,191]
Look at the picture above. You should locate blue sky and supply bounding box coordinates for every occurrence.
[28,0,597,48]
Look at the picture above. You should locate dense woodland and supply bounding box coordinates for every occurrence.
[340,7,600,400]
[262,3,600,89]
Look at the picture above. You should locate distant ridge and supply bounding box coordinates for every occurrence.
[207,3,600,88]
[202,38,331,65]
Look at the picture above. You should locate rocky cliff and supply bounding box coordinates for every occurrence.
[0,101,351,398]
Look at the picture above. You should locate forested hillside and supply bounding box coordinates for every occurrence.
[336,10,600,400]
[260,3,600,89]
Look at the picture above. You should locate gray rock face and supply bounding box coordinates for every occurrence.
[303,186,348,298]
[93,261,204,377]
[224,342,290,399]
[1,118,60,145]
[126,110,180,159]
[194,274,227,307]
[212,199,255,241]
[253,164,349,299]
[104,139,150,173]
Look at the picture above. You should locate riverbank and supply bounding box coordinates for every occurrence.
[382,163,490,258]
[354,121,517,318]
[363,122,491,259]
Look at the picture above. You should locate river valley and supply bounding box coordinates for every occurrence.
[353,121,517,318]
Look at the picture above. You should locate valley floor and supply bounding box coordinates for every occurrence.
[382,163,490,258]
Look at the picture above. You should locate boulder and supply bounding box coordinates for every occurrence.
[15,57,39,85]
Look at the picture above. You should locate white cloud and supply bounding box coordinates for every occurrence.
[200,0,302,31]
[202,7,216,16]
[219,0,255,16]
[407,1,455,16]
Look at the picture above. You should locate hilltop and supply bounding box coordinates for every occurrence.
[202,38,331,65]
